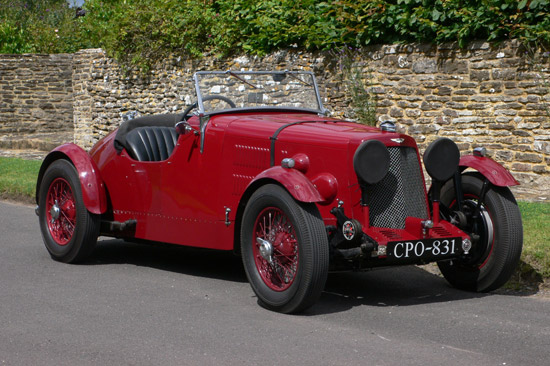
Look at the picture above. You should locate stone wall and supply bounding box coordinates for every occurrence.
[71,43,549,199]
[1,42,549,199]
[0,53,74,150]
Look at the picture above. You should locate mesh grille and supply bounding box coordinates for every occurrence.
[365,146,428,229]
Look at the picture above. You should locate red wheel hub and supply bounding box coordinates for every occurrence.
[252,207,299,291]
[45,178,76,246]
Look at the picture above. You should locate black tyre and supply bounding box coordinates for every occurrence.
[241,184,329,313]
[438,173,523,292]
[38,159,100,263]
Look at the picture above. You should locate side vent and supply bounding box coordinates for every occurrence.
[233,145,270,169]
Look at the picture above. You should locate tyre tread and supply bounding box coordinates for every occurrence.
[241,184,329,314]
[39,159,100,264]
[438,173,523,292]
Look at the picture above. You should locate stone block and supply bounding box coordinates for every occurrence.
[412,59,437,74]
[517,122,541,129]
[443,109,458,117]
[454,89,477,95]
[511,163,532,172]
[492,68,517,80]
[460,82,477,88]
[436,86,452,95]
[515,152,543,163]
[533,165,548,174]
[440,60,468,74]
[453,116,481,123]
[480,82,503,93]
[512,130,531,137]
[494,109,518,116]
[534,141,550,154]
[495,150,513,161]
[470,70,490,81]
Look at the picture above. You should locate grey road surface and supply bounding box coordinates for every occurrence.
[1,201,549,366]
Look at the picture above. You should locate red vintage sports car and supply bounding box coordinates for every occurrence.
[36,71,522,313]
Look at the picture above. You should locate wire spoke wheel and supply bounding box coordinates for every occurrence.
[45,178,77,245]
[253,207,298,291]
[241,184,329,313]
[38,160,99,263]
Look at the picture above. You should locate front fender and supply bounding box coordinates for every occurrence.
[36,143,107,214]
[247,166,324,203]
[459,155,519,187]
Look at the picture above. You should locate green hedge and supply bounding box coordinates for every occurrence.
[0,0,90,54]
[1,0,549,70]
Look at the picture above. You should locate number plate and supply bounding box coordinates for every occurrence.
[386,238,461,261]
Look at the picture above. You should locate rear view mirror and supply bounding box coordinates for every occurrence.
[175,121,198,136]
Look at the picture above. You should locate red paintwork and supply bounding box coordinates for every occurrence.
[39,110,514,258]
[460,155,519,187]
[432,201,441,224]
[248,166,324,203]
[365,219,466,263]
[311,172,338,204]
[85,111,412,250]
[38,143,107,214]
[290,153,310,173]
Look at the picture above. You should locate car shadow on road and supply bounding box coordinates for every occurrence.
[308,266,489,315]
[86,238,541,316]
[87,238,248,283]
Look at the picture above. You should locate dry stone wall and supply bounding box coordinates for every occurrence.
[0,53,74,150]
[1,41,549,199]
[71,43,549,200]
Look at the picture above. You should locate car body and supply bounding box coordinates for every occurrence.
[36,71,523,313]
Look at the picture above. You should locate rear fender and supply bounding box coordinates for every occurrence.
[36,143,107,214]
[459,155,519,187]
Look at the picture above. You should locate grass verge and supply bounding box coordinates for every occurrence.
[507,201,550,290]
[1,156,548,290]
[0,157,41,204]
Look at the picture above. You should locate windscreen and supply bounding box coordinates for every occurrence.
[193,71,324,114]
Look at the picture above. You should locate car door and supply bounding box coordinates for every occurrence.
[156,116,234,250]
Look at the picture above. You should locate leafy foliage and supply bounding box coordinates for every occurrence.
[331,47,377,125]
[79,0,223,72]
[1,0,549,70]
[0,0,88,54]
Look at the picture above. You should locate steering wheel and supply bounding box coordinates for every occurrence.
[182,95,236,121]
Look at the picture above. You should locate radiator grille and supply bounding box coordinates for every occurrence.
[365,146,428,229]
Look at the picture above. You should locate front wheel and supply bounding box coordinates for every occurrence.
[38,159,100,263]
[438,173,523,292]
[241,184,329,313]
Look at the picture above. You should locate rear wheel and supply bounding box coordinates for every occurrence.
[438,173,523,292]
[241,184,329,313]
[38,159,99,263]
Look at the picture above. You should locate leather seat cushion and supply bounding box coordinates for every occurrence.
[124,126,178,161]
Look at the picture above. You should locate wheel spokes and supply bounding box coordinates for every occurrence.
[253,207,299,291]
[46,178,76,245]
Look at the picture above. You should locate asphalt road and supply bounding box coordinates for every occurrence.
[1,200,549,366]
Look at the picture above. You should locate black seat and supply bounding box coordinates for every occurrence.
[124,126,178,161]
